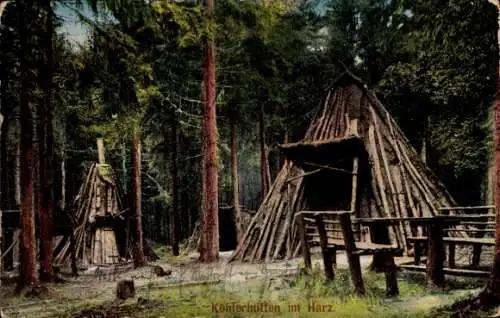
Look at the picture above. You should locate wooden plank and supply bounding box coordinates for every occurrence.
[400,264,491,277]
[438,206,495,211]
[443,229,495,233]
[298,210,351,216]
[461,222,496,226]
[303,217,339,224]
[408,236,495,246]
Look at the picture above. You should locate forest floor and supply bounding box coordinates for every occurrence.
[0,249,495,318]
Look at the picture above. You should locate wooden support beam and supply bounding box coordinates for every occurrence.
[286,168,322,183]
[369,223,392,272]
[383,253,399,296]
[302,162,354,175]
[350,157,359,213]
[339,212,365,295]
[426,223,445,288]
[315,215,335,280]
[297,214,311,271]
[448,243,456,268]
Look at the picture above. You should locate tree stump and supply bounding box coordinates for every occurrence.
[152,265,172,277]
[116,280,135,299]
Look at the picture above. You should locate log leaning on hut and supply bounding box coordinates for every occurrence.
[230,71,457,263]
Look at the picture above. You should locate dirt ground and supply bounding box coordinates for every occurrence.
[0,251,481,317]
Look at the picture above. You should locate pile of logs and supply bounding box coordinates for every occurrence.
[230,71,456,263]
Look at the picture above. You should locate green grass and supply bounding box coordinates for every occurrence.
[131,270,440,318]
[60,268,494,317]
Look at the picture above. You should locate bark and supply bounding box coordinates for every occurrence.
[18,0,37,288]
[131,130,145,267]
[38,0,54,282]
[230,115,243,248]
[170,111,180,256]
[199,0,219,262]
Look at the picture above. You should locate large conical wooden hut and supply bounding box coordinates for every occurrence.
[53,162,128,267]
[230,71,456,262]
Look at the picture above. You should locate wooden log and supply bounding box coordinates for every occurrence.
[370,107,408,252]
[312,90,331,140]
[369,94,455,208]
[426,222,445,288]
[367,125,399,248]
[385,116,421,221]
[275,178,302,259]
[339,213,365,295]
[323,92,341,139]
[297,214,311,270]
[315,215,335,280]
[383,253,399,296]
[265,199,286,261]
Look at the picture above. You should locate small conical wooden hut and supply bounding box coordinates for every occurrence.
[230,71,456,262]
[54,163,127,267]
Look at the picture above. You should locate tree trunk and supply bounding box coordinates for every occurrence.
[230,115,243,248]
[259,106,270,201]
[484,1,500,299]
[131,130,145,267]
[199,0,219,263]
[0,112,3,283]
[18,0,37,289]
[60,141,66,211]
[170,111,180,256]
[121,143,127,196]
[38,0,54,282]
[0,111,7,210]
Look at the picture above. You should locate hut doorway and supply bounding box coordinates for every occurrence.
[302,163,353,212]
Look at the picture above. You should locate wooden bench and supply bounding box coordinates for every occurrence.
[401,206,495,283]
[409,207,495,267]
[297,211,402,296]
